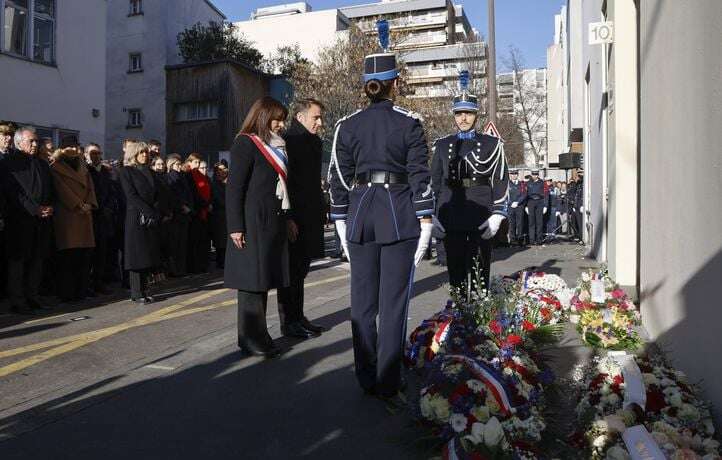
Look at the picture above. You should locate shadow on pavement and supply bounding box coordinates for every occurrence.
[0,322,68,341]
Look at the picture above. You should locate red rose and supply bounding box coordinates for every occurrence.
[522,320,536,331]
[489,320,502,335]
[505,335,522,346]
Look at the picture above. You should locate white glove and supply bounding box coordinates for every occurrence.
[432,215,445,234]
[555,211,561,217]
[511,201,518,209]
[525,207,529,215]
[479,214,505,240]
[334,220,350,261]
[414,221,434,266]
[580,206,585,213]
[543,207,548,214]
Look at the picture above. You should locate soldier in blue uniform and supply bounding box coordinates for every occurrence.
[328,20,434,399]
[507,169,526,246]
[524,170,547,245]
[430,71,509,296]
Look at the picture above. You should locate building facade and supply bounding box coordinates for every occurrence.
[235,0,486,105]
[497,68,548,167]
[233,3,350,63]
[545,7,568,169]
[550,0,722,423]
[0,0,106,146]
[105,0,225,156]
[165,60,277,165]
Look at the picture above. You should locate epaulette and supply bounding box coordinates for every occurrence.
[392,105,424,122]
[334,109,362,127]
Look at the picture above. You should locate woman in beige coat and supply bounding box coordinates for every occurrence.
[51,146,98,302]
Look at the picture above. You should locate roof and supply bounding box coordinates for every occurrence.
[401,42,485,63]
[340,0,448,19]
[165,59,270,77]
[203,0,227,20]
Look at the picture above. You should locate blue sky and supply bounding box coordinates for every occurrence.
[211,0,565,69]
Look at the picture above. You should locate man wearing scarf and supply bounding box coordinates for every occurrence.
[278,98,328,338]
[430,71,510,297]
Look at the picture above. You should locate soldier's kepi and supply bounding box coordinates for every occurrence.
[430,70,510,299]
[327,19,434,399]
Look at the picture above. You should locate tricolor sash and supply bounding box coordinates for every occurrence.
[242,134,288,180]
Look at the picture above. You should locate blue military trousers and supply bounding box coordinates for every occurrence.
[348,238,417,396]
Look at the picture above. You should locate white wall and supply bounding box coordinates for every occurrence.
[546,43,564,166]
[567,0,584,133]
[233,9,347,63]
[0,1,106,147]
[105,0,224,156]
[639,0,722,424]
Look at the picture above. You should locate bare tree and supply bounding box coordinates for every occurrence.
[503,46,547,166]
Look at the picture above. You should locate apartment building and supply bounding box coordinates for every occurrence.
[105,0,225,156]
[235,1,485,104]
[233,3,350,63]
[0,0,106,146]
[340,0,485,102]
[497,69,548,167]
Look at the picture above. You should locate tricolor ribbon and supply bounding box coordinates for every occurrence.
[242,133,287,180]
[447,355,516,416]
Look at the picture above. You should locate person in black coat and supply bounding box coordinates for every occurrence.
[210,162,228,270]
[165,154,194,276]
[0,121,14,303]
[151,156,176,277]
[118,141,162,303]
[278,100,328,338]
[225,97,291,358]
[85,144,115,295]
[0,127,55,313]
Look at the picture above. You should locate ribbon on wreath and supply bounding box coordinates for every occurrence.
[447,355,516,416]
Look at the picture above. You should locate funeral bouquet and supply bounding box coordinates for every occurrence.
[572,269,642,350]
[571,355,721,460]
[406,277,561,459]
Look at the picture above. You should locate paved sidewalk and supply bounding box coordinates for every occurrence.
[0,242,596,459]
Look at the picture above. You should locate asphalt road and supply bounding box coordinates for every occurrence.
[0,241,594,460]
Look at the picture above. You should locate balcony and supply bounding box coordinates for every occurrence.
[394,31,448,49]
[357,13,447,33]
[406,65,487,82]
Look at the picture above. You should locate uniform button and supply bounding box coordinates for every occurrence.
[477,142,481,146]
[477,148,481,152]
[473,177,477,181]
[367,182,372,187]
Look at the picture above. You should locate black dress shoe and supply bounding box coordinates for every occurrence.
[281,322,319,339]
[238,340,282,358]
[301,317,327,333]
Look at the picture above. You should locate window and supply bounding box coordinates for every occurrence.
[129,53,142,72]
[33,0,55,63]
[127,109,142,128]
[175,101,219,122]
[129,0,142,16]
[2,0,55,63]
[3,0,29,56]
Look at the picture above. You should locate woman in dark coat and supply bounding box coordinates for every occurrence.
[118,141,162,303]
[185,153,211,273]
[165,154,194,276]
[210,162,228,269]
[225,96,290,358]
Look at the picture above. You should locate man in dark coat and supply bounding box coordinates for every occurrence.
[209,162,228,270]
[278,99,328,338]
[1,127,55,313]
[85,144,115,295]
[165,154,194,276]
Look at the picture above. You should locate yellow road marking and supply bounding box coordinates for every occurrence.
[23,313,70,325]
[0,273,350,377]
[0,288,229,359]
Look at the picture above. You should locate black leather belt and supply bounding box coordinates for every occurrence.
[446,177,490,188]
[355,171,408,185]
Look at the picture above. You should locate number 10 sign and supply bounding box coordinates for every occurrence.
[589,21,614,45]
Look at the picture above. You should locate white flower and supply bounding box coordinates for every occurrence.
[619,409,636,426]
[450,413,468,433]
[471,405,490,423]
[604,415,626,433]
[660,377,674,387]
[483,417,505,447]
[593,434,608,448]
[652,431,671,446]
[582,272,592,282]
[678,403,701,422]
[606,445,631,460]
[603,393,621,406]
[643,373,660,386]
[465,422,485,445]
[466,379,484,393]
[669,392,683,408]
[703,418,715,436]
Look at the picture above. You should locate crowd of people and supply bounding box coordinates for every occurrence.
[0,121,229,314]
[506,168,585,246]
